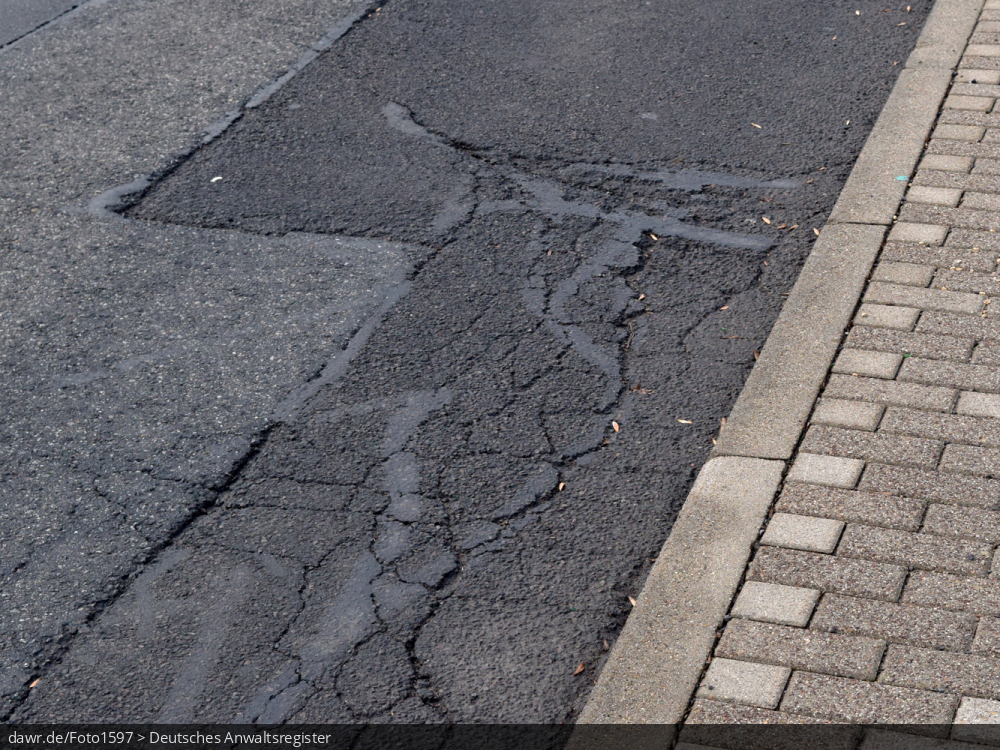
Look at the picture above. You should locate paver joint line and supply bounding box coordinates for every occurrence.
[580,0,989,727]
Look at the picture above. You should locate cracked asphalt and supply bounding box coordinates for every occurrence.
[4,0,930,725]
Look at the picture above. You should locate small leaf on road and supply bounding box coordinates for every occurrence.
[754,349,760,360]
[210,176,222,183]
[612,421,620,432]
[813,228,820,236]
[603,639,610,651]
[628,596,637,606]
[678,419,692,424]
[28,678,40,688]
[650,233,658,240]
[558,482,565,491]
[574,663,585,675]
[762,216,771,224]
[720,305,729,310]
[752,123,762,129]
[638,293,645,300]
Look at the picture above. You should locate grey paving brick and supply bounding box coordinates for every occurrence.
[958,68,1000,84]
[684,697,832,725]
[904,571,1000,616]
[918,310,1000,341]
[939,108,997,125]
[958,390,1000,417]
[882,644,1000,701]
[837,524,992,576]
[731,581,820,627]
[864,283,983,314]
[748,546,907,601]
[774,484,925,531]
[973,340,1000,366]
[780,672,958,724]
[933,268,1000,295]
[934,124,986,142]
[886,223,950,246]
[853,303,920,330]
[823,374,957,412]
[930,139,1000,158]
[716,619,884,681]
[924,504,1000,544]
[761,513,844,554]
[872,261,937,286]
[966,56,1000,70]
[920,154,974,173]
[879,407,1000,449]
[889,246,994,274]
[967,44,1000,58]
[963,191,1000,211]
[859,463,1000,508]
[941,443,1000,478]
[811,594,976,652]
[696,658,789,708]
[955,83,1000,99]
[786,453,864,489]
[899,357,1000,392]
[905,187,964,207]
[845,326,974,362]
[943,95,996,112]
[974,616,1000,655]
[812,398,884,432]
[831,349,903,379]
[800,425,943,470]
[900,202,1000,231]
[947,228,1000,251]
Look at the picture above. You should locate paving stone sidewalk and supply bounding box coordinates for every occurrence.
[682,0,1000,734]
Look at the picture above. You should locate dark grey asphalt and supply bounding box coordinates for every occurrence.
[0,0,80,47]
[11,0,929,724]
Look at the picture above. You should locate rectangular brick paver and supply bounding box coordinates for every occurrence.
[879,406,1000,448]
[716,619,885,681]
[774,484,925,531]
[837,524,993,576]
[822,374,957,412]
[844,326,974,361]
[780,672,958,725]
[881,644,1000,701]
[858,463,1000,508]
[811,594,976,652]
[748,547,907,601]
[799,425,942,469]
[903,572,1000,616]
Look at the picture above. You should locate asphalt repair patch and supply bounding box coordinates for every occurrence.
[21,0,932,724]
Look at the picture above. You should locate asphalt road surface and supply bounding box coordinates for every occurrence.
[9,0,929,724]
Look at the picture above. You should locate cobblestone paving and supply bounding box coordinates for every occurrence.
[685,0,1000,731]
